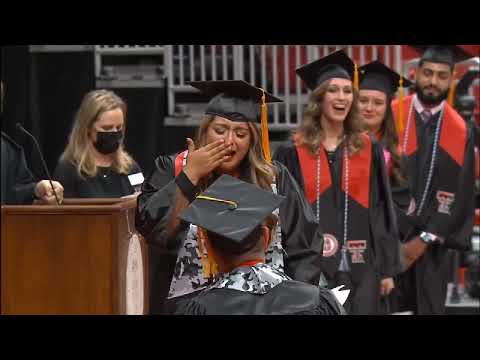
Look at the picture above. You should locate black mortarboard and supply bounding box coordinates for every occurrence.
[188,80,282,123]
[296,50,355,91]
[411,45,473,66]
[179,174,285,254]
[359,60,412,97]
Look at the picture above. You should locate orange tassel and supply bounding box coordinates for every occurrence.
[397,77,405,135]
[260,89,271,163]
[197,227,218,279]
[353,63,359,91]
[447,68,457,106]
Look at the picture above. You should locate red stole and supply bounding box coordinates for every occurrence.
[296,134,372,209]
[392,95,467,166]
[174,150,188,176]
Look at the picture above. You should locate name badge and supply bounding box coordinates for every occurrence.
[128,172,144,187]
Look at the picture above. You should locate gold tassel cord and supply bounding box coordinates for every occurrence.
[197,227,218,279]
[196,195,238,209]
[397,76,405,135]
[353,63,359,91]
[260,89,271,164]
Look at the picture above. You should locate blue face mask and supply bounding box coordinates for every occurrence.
[94,131,124,154]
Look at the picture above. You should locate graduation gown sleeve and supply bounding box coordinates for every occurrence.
[274,160,324,285]
[135,154,189,251]
[425,125,476,250]
[1,134,37,204]
[13,147,37,204]
[369,140,403,278]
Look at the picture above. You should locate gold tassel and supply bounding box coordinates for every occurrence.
[260,89,271,163]
[197,227,218,279]
[397,77,405,135]
[353,63,359,91]
[447,68,457,106]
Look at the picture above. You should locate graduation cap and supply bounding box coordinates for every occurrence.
[296,50,356,91]
[188,80,283,163]
[359,61,412,135]
[411,45,473,66]
[359,60,412,97]
[179,174,285,254]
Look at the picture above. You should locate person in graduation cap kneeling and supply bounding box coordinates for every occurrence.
[136,80,325,315]
[174,174,346,315]
[274,50,402,315]
[390,45,476,315]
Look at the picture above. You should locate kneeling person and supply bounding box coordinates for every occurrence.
[175,174,346,315]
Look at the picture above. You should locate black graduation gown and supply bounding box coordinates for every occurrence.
[274,136,401,315]
[53,159,142,198]
[392,106,476,315]
[177,281,345,315]
[1,132,37,205]
[135,152,324,314]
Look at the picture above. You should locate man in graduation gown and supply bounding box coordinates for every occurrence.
[174,174,346,315]
[390,45,476,315]
[1,82,64,205]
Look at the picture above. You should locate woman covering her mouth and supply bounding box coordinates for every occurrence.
[136,80,325,315]
[274,50,402,315]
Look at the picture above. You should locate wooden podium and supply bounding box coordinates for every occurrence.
[1,197,148,315]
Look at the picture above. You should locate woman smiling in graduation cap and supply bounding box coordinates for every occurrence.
[274,50,402,315]
[136,80,324,315]
[358,61,415,247]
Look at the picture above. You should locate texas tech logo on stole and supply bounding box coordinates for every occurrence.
[322,234,339,257]
[346,240,367,264]
[436,191,455,215]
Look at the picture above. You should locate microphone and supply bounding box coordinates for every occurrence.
[16,123,61,205]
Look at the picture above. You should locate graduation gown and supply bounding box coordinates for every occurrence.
[375,134,414,244]
[174,263,346,315]
[391,95,476,315]
[53,159,142,198]
[274,134,402,315]
[135,152,324,314]
[1,132,37,205]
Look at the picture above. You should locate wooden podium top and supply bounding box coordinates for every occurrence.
[1,196,138,214]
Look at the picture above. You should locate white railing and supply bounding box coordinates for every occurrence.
[94,45,165,79]
[164,45,404,129]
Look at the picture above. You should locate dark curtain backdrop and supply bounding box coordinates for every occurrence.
[3,46,95,179]
[1,46,197,179]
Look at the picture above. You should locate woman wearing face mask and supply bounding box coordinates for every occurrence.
[54,89,143,198]
[136,80,324,315]
[273,51,402,315]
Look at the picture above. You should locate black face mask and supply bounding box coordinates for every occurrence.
[93,131,124,154]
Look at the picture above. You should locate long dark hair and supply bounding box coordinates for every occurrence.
[378,100,408,186]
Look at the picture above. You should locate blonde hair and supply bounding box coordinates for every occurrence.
[195,114,276,191]
[296,80,365,155]
[61,89,134,178]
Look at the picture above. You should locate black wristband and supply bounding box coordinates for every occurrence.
[175,170,199,202]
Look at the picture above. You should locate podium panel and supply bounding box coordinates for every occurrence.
[1,198,148,315]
